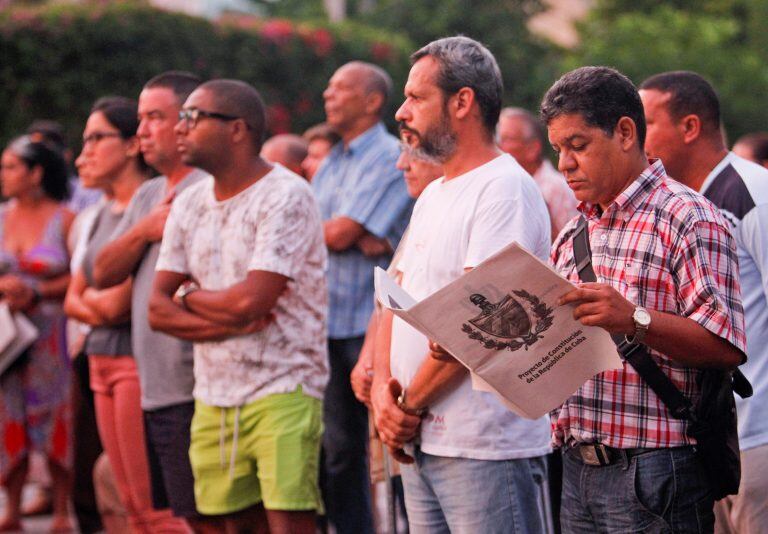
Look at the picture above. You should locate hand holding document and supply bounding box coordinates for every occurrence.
[375,242,622,419]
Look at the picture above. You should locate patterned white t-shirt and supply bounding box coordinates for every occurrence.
[156,164,329,407]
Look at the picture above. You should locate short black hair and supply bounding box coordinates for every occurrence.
[639,71,721,133]
[412,36,503,136]
[197,79,267,151]
[144,71,202,107]
[541,66,646,148]
[6,136,70,201]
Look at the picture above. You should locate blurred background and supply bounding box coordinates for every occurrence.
[1,0,767,152]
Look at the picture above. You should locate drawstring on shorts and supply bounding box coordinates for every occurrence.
[219,405,242,480]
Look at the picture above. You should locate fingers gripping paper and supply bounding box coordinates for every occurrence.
[375,242,621,419]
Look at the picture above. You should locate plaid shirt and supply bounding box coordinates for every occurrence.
[550,160,746,449]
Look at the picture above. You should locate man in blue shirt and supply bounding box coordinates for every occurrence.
[312,61,413,534]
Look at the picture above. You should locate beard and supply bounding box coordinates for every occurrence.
[399,114,457,164]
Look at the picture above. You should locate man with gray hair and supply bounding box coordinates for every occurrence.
[498,107,577,239]
[312,61,413,534]
[372,36,552,533]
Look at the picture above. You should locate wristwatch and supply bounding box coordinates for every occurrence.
[396,388,428,417]
[177,281,200,310]
[627,306,651,345]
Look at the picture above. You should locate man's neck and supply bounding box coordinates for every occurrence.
[163,162,195,189]
[340,117,378,147]
[212,157,273,201]
[678,141,729,192]
[443,131,501,180]
[598,153,650,212]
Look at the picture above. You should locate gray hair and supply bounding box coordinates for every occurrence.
[411,36,503,135]
[497,107,547,147]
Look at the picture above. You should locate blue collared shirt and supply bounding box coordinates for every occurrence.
[312,122,413,338]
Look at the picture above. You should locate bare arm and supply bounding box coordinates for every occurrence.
[351,312,378,406]
[559,282,744,369]
[94,200,172,288]
[63,270,106,326]
[149,270,257,342]
[81,279,132,324]
[324,217,367,252]
[182,270,288,328]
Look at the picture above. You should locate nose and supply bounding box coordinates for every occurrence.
[396,150,410,172]
[322,86,333,101]
[137,117,150,137]
[174,118,187,136]
[394,101,410,123]
[557,149,576,174]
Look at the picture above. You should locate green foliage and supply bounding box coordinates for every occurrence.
[568,3,768,141]
[0,2,411,149]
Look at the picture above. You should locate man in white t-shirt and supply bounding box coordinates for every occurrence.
[149,79,328,534]
[371,36,553,534]
[497,107,578,240]
[641,71,768,534]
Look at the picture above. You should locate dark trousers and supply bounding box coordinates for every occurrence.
[71,352,104,534]
[321,336,374,534]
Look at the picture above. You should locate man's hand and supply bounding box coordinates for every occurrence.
[558,282,635,336]
[371,377,421,464]
[140,192,174,243]
[356,233,393,257]
[229,313,275,336]
[350,357,373,407]
[428,340,456,362]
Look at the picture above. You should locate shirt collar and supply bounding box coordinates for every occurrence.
[335,122,386,157]
[577,159,666,221]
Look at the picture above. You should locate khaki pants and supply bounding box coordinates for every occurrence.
[714,443,768,534]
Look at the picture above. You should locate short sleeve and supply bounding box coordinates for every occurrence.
[672,218,746,353]
[464,179,550,268]
[154,195,189,275]
[247,185,322,279]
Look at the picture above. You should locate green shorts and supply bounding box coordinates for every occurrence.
[189,387,323,515]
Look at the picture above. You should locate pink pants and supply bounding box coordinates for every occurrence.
[89,355,188,534]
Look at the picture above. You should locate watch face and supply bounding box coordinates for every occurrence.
[634,308,651,326]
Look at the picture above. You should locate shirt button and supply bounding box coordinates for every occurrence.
[600,233,607,242]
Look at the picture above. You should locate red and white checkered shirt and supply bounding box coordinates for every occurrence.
[550,160,746,449]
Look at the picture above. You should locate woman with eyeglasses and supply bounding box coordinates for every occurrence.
[64,97,182,533]
[0,136,75,532]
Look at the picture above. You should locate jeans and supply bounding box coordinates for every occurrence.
[561,445,715,533]
[401,446,550,534]
[321,336,373,534]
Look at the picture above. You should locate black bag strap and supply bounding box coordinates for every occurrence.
[571,215,696,420]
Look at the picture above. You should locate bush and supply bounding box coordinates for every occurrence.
[0,2,412,150]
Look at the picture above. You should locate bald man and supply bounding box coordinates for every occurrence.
[261,134,309,177]
[312,61,413,534]
[149,79,328,534]
[497,107,577,239]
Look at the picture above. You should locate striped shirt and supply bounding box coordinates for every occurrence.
[550,160,746,449]
[312,123,413,338]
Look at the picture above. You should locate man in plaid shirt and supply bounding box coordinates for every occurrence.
[542,66,746,533]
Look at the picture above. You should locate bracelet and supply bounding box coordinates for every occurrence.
[177,281,200,310]
[396,388,428,417]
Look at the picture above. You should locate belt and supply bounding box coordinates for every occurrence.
[569,443,657,467]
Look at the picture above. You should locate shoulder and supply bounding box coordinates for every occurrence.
[261,166,317,207]
[652,177,731,243]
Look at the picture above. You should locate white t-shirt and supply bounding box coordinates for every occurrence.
[699,152,768,450]
[391,153,552,460]
[533,159,578,239]
[156,165,329,407]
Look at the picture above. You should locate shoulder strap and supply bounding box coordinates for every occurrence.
[572,215,697,420]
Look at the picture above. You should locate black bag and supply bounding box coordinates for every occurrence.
[571,215,752,500]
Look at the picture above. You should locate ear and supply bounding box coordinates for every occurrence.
[29,164,44,187]
[231,119,251,145]
[680,114,701,144]
[365,91,385,117]
[615,116,638,152]
[125,136,141,159]
[453,87,475,120]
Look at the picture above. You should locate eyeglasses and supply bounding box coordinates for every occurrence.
[82,131,122,146]
[178,108,246,130]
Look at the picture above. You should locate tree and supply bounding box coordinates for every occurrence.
[567,3,768,141]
